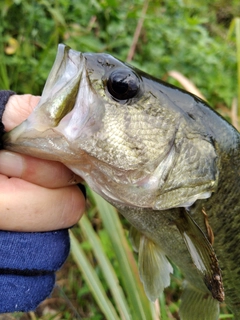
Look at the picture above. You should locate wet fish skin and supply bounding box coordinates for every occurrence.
[3,44,240,319]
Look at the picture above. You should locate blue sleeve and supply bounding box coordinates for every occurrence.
[0,230,70,312]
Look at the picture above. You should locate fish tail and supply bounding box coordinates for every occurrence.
[179,282,219,320]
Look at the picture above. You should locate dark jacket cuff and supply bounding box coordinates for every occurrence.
[0,90,16,148]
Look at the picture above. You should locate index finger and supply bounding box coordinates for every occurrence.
[0,150,82,188]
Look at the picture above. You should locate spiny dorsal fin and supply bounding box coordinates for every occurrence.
[138,234,173,302]
[176,209,224,302]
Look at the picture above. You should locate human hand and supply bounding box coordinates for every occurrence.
[0,93,86,313]
[1,94,85,231]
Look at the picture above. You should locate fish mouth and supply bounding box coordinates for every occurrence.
[3,44,103,159]
[32,44,85,129]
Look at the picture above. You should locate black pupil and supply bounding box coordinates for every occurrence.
[112,77,129,95]
[107,69,139,100]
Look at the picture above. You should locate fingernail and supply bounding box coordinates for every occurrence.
[0,151,24,177]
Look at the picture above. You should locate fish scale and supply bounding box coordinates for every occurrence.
[3,44,240,319]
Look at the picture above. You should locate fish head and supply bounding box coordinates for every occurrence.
[4,44,218,210]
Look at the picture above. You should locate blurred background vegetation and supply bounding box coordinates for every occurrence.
[0,0,239,319]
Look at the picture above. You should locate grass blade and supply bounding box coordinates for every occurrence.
[78,214,132,320]
[89,190,156,320]
[70,231,121,320]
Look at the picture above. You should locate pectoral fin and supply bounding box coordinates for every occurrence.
[138,234,173,302]
[176,209,224,302]
[179,282,219,320]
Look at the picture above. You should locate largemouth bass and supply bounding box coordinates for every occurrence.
[4,44,240,319]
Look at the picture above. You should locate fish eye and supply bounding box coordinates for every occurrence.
[107,68,140,100]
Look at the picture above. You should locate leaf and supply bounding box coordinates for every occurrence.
[4,37,19,55]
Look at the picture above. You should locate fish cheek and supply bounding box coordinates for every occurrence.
[154,131,219,210]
